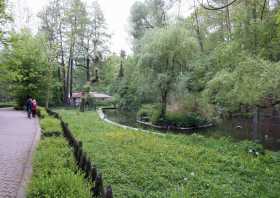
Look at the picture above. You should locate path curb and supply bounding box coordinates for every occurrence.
[97,108,165,136]
[16,116,41,198]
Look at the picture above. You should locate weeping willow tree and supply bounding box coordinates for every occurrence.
[138,25,199,118]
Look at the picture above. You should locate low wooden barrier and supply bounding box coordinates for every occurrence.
[46,108,113,198]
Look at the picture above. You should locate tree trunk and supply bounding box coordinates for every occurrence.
[225,0,231,40]
[45,64,51,109]
[86,57,90,81]
[80,97,85,112]
[193,0,204,52]
[118,60,124,78]
[160,89,168,119]
[57,65,63,103]
[252,0,257,54]
[58,22,67,104]
[252,106,260,140]
[66,56,71,104]
[70,57,73,98]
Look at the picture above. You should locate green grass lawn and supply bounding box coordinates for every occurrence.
[57,109,280,198]
[28,109,91,198]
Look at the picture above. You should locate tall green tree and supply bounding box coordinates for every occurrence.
[0,0,12,46]
[1,31,53,107]
[129,0,175,50]
[138,25,198,117]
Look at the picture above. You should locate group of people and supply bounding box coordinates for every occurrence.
[26,96,37,119]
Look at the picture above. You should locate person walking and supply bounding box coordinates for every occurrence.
[31,99,37,118]
[26,96,32,119]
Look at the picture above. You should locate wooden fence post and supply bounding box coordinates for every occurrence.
[47,108,113,198]
[85,158,92,178]
[78,151,84,169]
[79,141,83,148]
[80,152,87,170]
[91,165,97,183]
[105,186,113,198]
[92,173,104,197]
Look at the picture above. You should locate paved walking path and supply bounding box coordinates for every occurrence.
[0,108,40,198]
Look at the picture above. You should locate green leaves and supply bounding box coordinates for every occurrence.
[204,51,280,111]
[0,30,56,107]
[137,25,199,116]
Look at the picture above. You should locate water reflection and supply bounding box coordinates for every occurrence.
[103,109,280,151]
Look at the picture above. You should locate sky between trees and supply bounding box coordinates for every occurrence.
[10,0,192,53]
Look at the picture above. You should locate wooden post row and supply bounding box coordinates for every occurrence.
[93,173,105,197]
[50,110,113,198]
[105,186,113,198]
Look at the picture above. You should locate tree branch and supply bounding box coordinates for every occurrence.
[198,0,239,10]
[260,0,267,21]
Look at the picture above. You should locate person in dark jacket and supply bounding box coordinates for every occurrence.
[26,96,32,119]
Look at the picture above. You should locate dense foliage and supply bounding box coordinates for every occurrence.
[86,0,280,124]
[0,31,56,107]
[1,0,280,119]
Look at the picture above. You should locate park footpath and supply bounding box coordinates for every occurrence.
[0,108,40,198]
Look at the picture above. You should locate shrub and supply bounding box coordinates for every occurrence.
[165,112,208,127]
[138,104,209,127]
[90,98,116,109]
[37,107,48,118]
[137,104,162,123]
[137,104,157,119]
[40,116,61,135]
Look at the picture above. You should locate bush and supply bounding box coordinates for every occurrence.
[165,112,208,127]
[178,95,219,123]
[90,98,116,109]
[114,80,141,111]
[137,104,157,119]
[37,107,48,118]
[137,104,162,123]
[40,116,61,136]
[137,104,209,127]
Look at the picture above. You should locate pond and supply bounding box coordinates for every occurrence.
[103,109,280,151]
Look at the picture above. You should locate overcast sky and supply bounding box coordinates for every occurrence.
[11,0,192,53]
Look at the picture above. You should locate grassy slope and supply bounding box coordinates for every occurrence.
[57,109,280,198]
[28,109,91,198]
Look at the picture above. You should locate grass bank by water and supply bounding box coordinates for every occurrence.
[57,109,280,198]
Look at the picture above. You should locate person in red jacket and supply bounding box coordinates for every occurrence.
[31,99,37,118]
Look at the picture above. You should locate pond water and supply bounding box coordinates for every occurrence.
[103,109,280,151]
